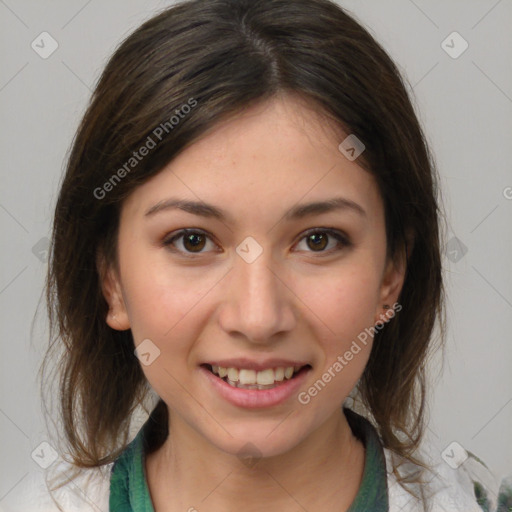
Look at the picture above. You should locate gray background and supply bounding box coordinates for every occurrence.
[1,0,511,504]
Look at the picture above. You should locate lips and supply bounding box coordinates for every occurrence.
[203,363,310,389]
[202,358,311,372]
[200,362,312,408]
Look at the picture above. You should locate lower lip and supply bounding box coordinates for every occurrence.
[199,365,311,409]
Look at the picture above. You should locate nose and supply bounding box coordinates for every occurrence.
[217,248,297,345]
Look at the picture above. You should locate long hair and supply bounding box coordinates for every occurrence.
[42,0,446,497]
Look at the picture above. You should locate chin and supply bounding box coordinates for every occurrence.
[202,417,310,462]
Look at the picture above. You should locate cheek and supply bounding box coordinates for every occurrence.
[120,259,209,401]
[122,270,177,340]
[119,242,216,341]
[299,266,380,341]
[294,264,380,391]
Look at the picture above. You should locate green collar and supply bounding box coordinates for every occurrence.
[344,407,389,511]
[109,406,388,511]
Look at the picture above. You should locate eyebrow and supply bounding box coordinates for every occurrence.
[144,196,366,221]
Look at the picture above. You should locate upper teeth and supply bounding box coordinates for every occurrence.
[211,365,301,385]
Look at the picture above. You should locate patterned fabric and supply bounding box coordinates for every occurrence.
[109,406,389,511]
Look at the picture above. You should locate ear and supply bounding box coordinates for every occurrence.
[96,248,130,331]
[374,235,413,324]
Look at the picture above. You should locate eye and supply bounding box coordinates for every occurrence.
[294,228,351,254]
[163,229,218,255]
[162,227,351,257]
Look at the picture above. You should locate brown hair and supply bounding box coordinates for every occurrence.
[42,0,446,497]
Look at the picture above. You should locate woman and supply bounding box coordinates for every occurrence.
[9,0,508,510]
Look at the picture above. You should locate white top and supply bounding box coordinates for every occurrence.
[1,445,503,511]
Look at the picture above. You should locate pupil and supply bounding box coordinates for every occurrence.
[184,233,205,252]
[308,233,327,251]
[182,233,328,252]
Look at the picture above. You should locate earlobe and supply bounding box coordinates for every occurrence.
[96,249,131,331]
[107,309,130,331]
[374,245,408,325]
[380,257,405,304]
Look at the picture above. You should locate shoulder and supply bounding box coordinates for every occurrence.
[0,460,112,512]
[383,445,504,512]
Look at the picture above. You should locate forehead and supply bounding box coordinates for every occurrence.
[121,94,383,228]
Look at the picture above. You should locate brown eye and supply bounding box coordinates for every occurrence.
[295,228,351,254]
[163,227,350,258]
[163,229,216,255]
[306,232,328,251]
[182,232,206,252]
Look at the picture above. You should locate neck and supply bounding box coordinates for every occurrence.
[146,407,365,512]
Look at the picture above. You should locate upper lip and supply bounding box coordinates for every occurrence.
[202,358,311,371]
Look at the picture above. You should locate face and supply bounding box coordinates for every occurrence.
[100,94,405,459]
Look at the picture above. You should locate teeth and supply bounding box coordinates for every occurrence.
[239,369,256,385]
[256,368,275,385]
[227,368,239,381]
[274,367,284,381]
[209,365,303,386]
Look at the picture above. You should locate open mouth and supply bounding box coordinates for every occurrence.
[202,363,312,390]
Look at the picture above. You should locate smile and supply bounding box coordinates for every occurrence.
[200,362,312,408]
[205,364,310,390]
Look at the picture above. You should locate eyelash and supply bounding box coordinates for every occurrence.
[162,228,351,258]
